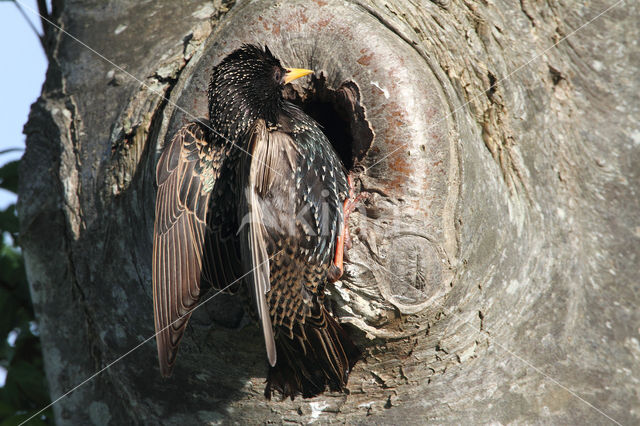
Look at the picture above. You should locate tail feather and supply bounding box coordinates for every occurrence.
[265,307,360,399]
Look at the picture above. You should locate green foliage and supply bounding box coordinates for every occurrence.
[0,161,19,194]
[0,155,54,425]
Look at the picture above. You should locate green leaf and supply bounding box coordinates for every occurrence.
[3,360,49,408]
[0,161,19,194]
[0,247,26,291]
[0,205,19,235]
[0,400,15,419]
[0,290,17,342]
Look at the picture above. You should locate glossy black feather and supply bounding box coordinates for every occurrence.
[154,45,359,397]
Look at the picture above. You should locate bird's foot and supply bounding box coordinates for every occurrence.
[329,175,369,282]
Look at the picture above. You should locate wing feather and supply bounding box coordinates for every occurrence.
[248,121,277,367]
[152,120,227,376]
[239,120,301,367]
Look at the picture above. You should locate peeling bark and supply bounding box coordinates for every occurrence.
[19,0,640,424]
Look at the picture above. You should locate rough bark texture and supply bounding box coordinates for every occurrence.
[18,0,639,424]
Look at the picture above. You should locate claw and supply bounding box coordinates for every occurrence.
[329,175,369,282]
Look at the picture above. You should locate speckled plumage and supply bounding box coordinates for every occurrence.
[153,44,359,399]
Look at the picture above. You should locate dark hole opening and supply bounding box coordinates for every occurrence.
[486,71,497,99]
[548,65,564,86]
[283,75,373,172]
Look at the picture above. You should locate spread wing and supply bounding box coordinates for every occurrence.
[239,119,299,367]
[152,120,235,376]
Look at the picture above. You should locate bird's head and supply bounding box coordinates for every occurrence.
[208,44,312,135]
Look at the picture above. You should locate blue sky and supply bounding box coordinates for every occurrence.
[0,0,47,388]
[0,1,47,209]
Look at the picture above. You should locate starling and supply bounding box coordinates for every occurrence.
[153,44,360,399]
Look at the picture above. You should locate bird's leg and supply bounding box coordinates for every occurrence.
[328,175,369,283]
[327,203,347,283]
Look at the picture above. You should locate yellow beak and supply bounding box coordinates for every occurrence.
[283,68,313,84]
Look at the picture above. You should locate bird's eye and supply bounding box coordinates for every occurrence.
[273,68,283,83]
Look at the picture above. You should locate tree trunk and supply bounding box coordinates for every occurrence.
[19,0,639,424]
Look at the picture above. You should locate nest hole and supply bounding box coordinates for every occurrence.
[283,75,373,171]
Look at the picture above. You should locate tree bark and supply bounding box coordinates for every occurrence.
[19,0,639,424]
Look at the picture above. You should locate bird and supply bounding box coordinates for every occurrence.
[152,44,360,399]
